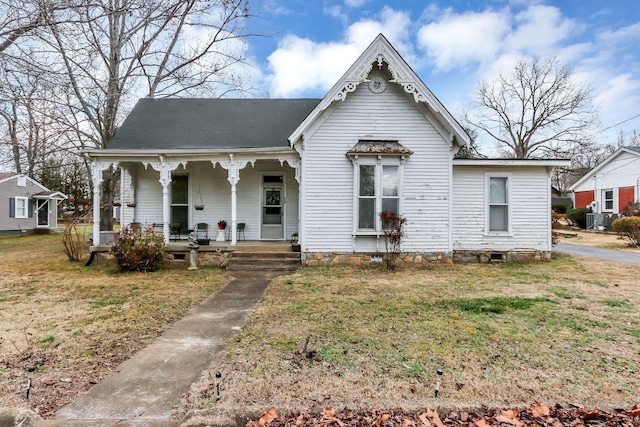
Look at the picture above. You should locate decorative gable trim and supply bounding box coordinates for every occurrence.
[289,34,468,148]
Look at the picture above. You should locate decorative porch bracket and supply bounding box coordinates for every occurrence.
[216,155,253,245]
[279,158,301,183]
[91,160,117,245]
[149,159,183,243]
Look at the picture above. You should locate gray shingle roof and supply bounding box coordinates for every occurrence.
[108,98,321,151]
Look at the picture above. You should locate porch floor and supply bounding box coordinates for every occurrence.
[90,240,293,254]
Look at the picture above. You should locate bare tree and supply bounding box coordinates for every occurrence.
[466,57,598,159]
[0,63,67,177]
[34,0,257,230]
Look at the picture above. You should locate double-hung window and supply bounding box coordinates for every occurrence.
[349,140,411,233]
[603,189,614,211]
[487,174,510,233]
[357,162,401,231]
[14,197,28,218]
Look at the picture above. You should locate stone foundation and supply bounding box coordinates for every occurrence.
[303,251,451,266]
[91,246,231,269]
[303,250,551,266]
[452,250,551,263]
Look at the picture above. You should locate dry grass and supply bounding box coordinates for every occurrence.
[558,229,640,252]
[0,232,229,416]
[179,257,640,424]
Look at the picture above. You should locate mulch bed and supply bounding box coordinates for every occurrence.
[248,403,640,427]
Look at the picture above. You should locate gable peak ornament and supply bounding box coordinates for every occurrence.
[368,76,387,94]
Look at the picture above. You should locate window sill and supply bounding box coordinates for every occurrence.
[484,231,513,237]
[353,230,383,237]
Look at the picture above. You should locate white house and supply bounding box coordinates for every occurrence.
[570,146,640,214]
[84,34,568,264]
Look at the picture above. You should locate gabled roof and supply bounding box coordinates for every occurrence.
[0,173,48,190]
[0,172,17,181]
[569,146,640,191]
[34,191,67,200]
[107,98,321,151]
[289,34,470,148]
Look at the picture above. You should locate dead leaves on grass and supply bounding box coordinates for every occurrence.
[248,403,640,427]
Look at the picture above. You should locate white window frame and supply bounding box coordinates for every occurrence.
[15,196,28,218]
[485,173,512,235]
[353,155,404,234]
[602,189,614,212]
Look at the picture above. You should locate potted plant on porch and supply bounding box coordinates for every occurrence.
[290,232,300,252]
[216,219,227,242]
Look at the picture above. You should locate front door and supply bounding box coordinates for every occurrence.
[37,200,49,227]
[261,176,284,239]
[171,175,189,232]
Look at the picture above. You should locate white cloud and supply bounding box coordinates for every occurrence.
[505,5,577,56]
[417,9,510,71]
[417,5,578,74]
[594,73,640,110]
[266,36,361,97]
[267,7,412,97]
[345,0,369,7]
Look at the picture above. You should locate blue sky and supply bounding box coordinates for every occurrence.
[235,0,640,151]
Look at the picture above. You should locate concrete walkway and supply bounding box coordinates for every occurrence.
[39,272,280,426]
[554,242,640,266]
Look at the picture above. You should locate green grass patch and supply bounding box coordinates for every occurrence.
[90,298,126,308]
[37,335,55,344]
[438,296,550,314]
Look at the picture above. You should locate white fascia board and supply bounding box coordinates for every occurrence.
[453,159,571,167]
[83,147,298,158]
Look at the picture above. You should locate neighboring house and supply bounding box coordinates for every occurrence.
[84,34,568,263]
[570,146,640,214]
[0,173,67,237]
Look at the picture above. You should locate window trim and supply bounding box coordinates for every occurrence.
[14,196,28,219]
[602,189,614,212]
[352,155,404,234]
[485,173,512,236]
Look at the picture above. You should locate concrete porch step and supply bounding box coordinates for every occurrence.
[226,251,301,272]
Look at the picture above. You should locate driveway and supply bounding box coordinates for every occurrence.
[554,242,640,266]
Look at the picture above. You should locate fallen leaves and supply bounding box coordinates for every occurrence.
[247,403,640,427]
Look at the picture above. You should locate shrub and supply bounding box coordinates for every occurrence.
[612,216,640,247]
[62,220,86,262]
[380,211,407,272]
[566,207,591,229]
[621,201,640,216]
[111,225,165,272]
[552,203,571,214]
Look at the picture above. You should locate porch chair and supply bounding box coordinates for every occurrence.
[228,222,246,241]
[129,222,142,231]
[169,223,182,241]
[195,223,208,241]
[237,223,246,240]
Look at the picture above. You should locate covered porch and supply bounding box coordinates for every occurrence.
[89,151,301,246]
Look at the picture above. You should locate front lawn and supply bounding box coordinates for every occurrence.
[0,232,229,416]
[180,256,640,423]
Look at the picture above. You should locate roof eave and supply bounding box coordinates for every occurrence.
[83,147,297,157]
[453,159,571,167]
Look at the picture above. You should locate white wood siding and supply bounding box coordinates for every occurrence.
[452,165,551,251]
[572,151,640,213]
[129,160,298,240]
[572,151,640,192]
[302,79,452,253]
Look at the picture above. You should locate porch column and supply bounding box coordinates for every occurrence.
[90,161,112,245]
[151,159,180,244]
[218,155,250,246]
[119,166,125,227]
